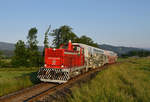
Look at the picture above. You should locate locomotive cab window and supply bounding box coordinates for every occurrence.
[73,46,80,52]
[73,46,77,50]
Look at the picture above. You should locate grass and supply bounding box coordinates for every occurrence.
[67,57,150,102]
[0,67,40,96]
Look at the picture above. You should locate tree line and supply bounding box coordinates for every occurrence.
[0,25,99,68]
[121,50,150,58]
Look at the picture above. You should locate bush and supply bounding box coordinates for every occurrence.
[0,59,12,68]
[121,50,150,58]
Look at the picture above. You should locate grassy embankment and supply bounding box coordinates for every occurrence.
[0,67,40,96]
[67,57,150,102]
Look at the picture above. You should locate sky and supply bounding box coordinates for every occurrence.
[0,0,150,48]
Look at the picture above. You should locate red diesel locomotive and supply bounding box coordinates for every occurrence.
[37,40,117,83]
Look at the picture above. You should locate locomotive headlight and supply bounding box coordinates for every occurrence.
[53,48,56,51]
[61,65,64,68]
[44,64,47,67]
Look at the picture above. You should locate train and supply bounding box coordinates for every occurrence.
[37,40,117,83]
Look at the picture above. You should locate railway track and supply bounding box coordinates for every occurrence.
[0,64,111,102]
[0,83,58,102]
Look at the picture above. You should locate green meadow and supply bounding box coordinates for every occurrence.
[0,57,150,102]
[0,67,40,96]
[67,57,150,102]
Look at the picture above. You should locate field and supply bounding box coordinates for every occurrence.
[67,57,150,102]
[0,67,40,96]
[0,57,150,101]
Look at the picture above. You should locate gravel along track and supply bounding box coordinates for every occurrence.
[0,64,114,102]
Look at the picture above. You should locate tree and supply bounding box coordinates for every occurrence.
[27,27,40,67]
[42,25,51,65]
[121,50,150,57]
[11,40,28,67]
[27,27,38,51]
[77,35,99,47]
[0,51,2,67]
[0,51,2,59]
[50,25,78,48]
[50,25,99,48]
[0,51,2,65]
[44,25,51,49]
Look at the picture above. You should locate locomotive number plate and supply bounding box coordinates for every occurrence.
[52,59,56,65]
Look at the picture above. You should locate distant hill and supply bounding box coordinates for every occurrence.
[0,42,15,57]
[0,42,15,51]
[0,41,147,57]
[0,42,43,57]
[144,48,150,51]
[99,44,143,55]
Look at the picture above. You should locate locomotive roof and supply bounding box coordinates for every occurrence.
[72,43,117,56]
[72,43,105,53]
[73,43,104,50]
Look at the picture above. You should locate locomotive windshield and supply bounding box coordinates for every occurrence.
[73,46,80,52]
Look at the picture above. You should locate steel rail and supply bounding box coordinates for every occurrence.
[0,83,58,102]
